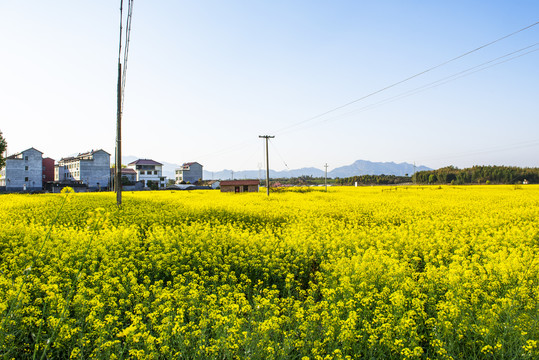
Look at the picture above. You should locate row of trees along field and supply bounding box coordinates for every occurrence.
[335,175,412,186]
[413,165,539,185]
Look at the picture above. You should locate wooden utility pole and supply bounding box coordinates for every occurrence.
[259,135,274,196]
[324,163,328,192]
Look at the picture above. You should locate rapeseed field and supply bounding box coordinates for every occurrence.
[0,186,538,359]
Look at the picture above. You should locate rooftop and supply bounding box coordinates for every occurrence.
[220,180,260,186]
[128,159,163,166]
[60,149,109,162]
[7,147,43,159]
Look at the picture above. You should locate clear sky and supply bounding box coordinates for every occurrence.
[1,1,538,172]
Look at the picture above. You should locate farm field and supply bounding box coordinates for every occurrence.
[1,186,538,359]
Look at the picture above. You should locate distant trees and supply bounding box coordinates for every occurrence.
[414,166,539,185]
[121,176,133,186]
[146,180,159,190]
[0,130,7,169]
[335,175,411,186]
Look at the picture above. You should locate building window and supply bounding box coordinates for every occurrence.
[25,156,28,161]
[25,177,29,182]
[25,166,28,171]
[154,171,158,175]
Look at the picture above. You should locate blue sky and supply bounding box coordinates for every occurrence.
[1,1,538,172]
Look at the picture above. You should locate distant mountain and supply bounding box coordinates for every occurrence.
[203,167,326,180]
[329,160,431,178]
[122,156,431,180]
[204,160,432,180]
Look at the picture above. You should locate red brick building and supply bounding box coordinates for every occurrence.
[42,157,55,183]
[220,180,259,193]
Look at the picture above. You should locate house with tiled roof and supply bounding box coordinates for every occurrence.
[175,162,203,184]
[220,180,259,193]
[127,159,166,189]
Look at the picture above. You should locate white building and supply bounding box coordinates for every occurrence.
[175,162,203,184]
[54,149,110,190]
[0,147,43,192]
[127,159,166,188]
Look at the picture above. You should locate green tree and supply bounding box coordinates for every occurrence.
[0,130,7,169]
[146,180,159,190]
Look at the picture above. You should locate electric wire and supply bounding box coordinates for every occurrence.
[277,43,539,135]
[273,21,539,136]
[269,139,290,170]
[417,139,539,164]
[121,0,134,109]
[183,21,539,171]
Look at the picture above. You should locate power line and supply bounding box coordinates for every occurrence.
[417,139,539,164]
[277,43,539,134]
[273,21,539,136]
[174,22,539,172]
[121,0,134,109]
[269,138,290,170]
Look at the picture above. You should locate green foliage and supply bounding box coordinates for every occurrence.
[270,176,336,186]
[0,130,7,169]
[121,176,133,186]
[335,174,411,186]
[415,165,539,185]
[146,180,159,190]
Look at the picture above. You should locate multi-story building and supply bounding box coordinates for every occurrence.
[0,147,43,192]
[54,149,110,190]
[42,157,55,183]
[175,162,203,184]
[127,159,166,188]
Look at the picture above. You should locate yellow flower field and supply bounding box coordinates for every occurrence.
[0,185,538,359]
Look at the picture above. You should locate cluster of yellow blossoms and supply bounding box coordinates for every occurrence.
[0,185,538,359]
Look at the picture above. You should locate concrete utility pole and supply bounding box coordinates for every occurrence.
[116,63,122,205]
[324,163,328,192]
[259,135,274,196]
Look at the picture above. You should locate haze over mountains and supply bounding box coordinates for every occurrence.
[204,160,432,180]
[123,156,431,181]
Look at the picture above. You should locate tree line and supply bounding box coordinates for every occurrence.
[413,166,538,185]
[335,175,412,186]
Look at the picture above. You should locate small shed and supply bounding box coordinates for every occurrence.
[220,180,259,193]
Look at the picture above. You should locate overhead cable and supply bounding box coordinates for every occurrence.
[274,21,539,135]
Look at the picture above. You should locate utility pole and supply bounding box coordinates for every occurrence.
[259,135,274,196]
[115,0,133,205]
[324,163,328,192]
[115,50,122,205]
